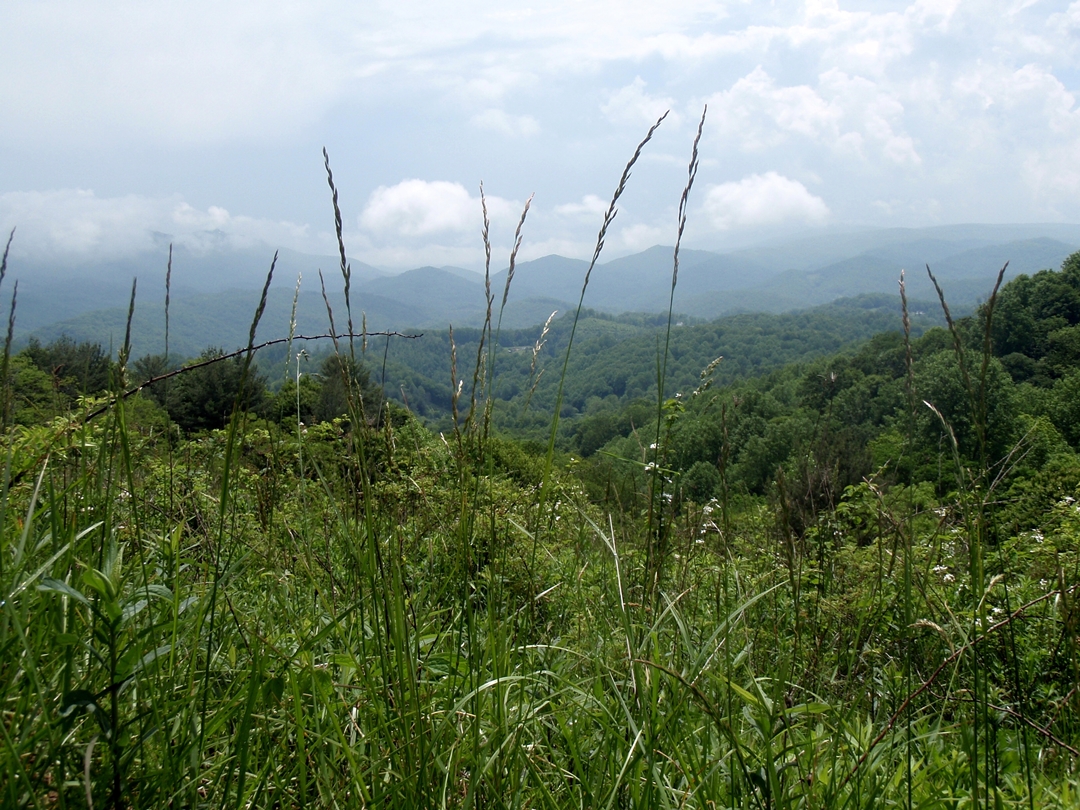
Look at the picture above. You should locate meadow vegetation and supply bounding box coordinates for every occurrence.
[2,124,1080,808]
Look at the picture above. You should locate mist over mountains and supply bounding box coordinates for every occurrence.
[8,223,1080,359]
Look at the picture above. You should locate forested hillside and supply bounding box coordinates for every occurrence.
[3,246,1080,807]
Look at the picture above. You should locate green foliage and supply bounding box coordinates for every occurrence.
[165,346,269,432]
[22,335,112,396]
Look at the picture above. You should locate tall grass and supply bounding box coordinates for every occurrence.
[0,128,1078,810]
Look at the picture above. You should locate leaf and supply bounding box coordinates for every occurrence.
[81,568,114,601]
[37,578,91,607]
[784,702,831,717]
[121,598,149,623]
[119,644,172,678]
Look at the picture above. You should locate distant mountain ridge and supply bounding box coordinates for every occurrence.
[8,224,1080,358]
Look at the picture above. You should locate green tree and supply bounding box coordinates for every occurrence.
[131,353,180,410]
[914,350,1017,465]
[313,353,382,424]
[166,348,268,433]
[22,336,111,397]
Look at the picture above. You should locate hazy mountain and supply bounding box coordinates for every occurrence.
[359,267,486,319]
[491,254,587,297]
[13,224,1080,357]
[27,287,423,360]
[728,223,1080,275]
[677,237,1079,319]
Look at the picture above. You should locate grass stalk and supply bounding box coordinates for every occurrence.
[537,111,667,540]
[646,105,706,605]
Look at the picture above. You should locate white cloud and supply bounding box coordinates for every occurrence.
[602,78,679,127]
[708,67,838,150]
[341,240,491,270]
[702,173,829,231]
[0,0,738,146]
[359,180,519,238]
[471,109,540,137]
[0,2,345,145]
[5,0,1080,256]
[554,195,610,219]
[360,181,473,237]
[818,69,920,165]
[706,67,919,165]
[0,189,313,260]
[616,222,668,251]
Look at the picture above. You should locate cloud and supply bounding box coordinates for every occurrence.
[0,2,345,145]
[471,109,540,137]
[359,180,519,239]
[616,222,668,251]
[554,195,610,219]
[708,67,838,150]
[0,1,736,147]
[702,173,829,231]
[706,67,919,165]
[602,78,679,127]
[0,189,313,260]
[6,0,1080,252]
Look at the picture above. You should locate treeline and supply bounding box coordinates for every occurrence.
[5,339,384,433]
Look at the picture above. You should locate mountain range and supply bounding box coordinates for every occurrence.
[7,223,1080,359]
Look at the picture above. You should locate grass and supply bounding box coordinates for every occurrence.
[1,126,1079,809]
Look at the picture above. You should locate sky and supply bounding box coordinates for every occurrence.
[3,0,1080,272]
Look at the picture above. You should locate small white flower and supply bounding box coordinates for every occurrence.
[933,565,948,574]
[649,443,658,450]
[644,462,658,473]
[943,573,956,583]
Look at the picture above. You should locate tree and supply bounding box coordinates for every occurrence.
[22,336,111,397]
[313,353,382,424]
[166,348,268,433]
[131,353,180,410]
[914,350,1017,465]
